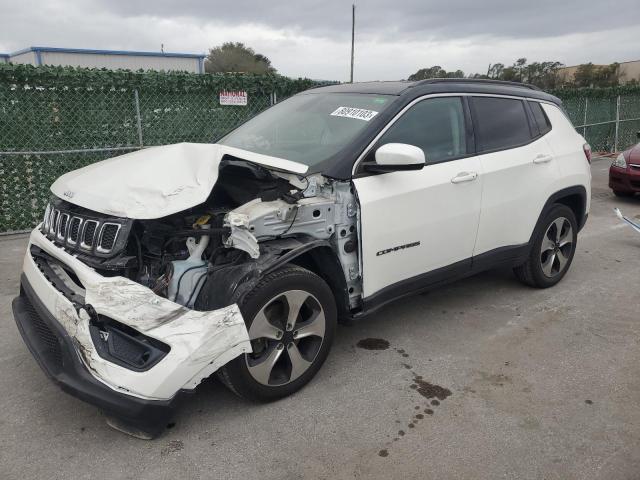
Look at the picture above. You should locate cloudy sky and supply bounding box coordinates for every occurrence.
[1,0,639,81]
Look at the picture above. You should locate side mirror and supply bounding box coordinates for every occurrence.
[636,130,640,140]
[366,143,425,172]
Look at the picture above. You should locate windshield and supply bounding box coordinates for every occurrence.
[219,93,394,167]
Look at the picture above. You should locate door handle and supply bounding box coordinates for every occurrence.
[533,153,553,164]
[451,171,478,184]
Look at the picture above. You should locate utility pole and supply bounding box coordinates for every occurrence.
[350,4,355,83]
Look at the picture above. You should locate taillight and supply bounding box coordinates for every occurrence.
[583,143,592,164]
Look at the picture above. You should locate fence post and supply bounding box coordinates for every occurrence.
[134,89,144,148]
[582,97,588,138]
[614,95,620,153]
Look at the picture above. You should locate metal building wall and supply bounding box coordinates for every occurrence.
[40,51,202,72]
[8,51,38,65]
[619,61,640,85]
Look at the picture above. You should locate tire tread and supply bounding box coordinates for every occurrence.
[513,203,577,289]
[218,264,336,401]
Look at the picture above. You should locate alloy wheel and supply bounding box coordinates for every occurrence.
[245,290,326,386]
[540,217,574,278]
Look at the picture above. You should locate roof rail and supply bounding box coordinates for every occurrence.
[416,78,541,91]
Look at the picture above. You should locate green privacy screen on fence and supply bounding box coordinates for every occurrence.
[1,63,640,232]
[0,65,330,232]
[556,86,640,153]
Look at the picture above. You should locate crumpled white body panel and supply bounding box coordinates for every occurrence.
[24,228,252,400]
[50,143,308,219]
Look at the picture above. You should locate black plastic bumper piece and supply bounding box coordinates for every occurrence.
[12,274,181,438]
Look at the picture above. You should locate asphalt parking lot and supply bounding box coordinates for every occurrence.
[1,157,639,480]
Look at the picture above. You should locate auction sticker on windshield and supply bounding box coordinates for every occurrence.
[330,106,379,121]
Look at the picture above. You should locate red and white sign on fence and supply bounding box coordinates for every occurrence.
[219,90,248,106]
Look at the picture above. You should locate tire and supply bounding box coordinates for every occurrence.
[218,265,337,402]
[613,190,634,197]
[514,204,578,288]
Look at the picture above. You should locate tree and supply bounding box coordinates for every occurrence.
[487,63,504,79]
[514,58,527,82]
[523,61,564,89]
[484,59,563,88]
[408,66,465,81]
[574,63,619,87]
[501,66,518,82]
[573,63,596,87]
[205,42,276,74]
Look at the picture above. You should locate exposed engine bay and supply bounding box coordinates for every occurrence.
[42,158,362,316]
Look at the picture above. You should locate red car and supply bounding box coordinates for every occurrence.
[610,136,640,197]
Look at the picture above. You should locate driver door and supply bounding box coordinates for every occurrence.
[353,96,482,302]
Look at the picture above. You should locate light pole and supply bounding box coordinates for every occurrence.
[350,4,355,83]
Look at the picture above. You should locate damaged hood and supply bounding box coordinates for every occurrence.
[50,142,309,219]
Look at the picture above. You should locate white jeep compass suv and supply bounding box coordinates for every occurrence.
[12,79,591,437]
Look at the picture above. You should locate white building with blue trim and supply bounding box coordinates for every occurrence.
[0,46,206,73]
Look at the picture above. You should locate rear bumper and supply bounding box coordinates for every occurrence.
[609,166,640,193]
[12,275,177,436]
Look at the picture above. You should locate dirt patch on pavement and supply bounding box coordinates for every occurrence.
[356,338,390,350]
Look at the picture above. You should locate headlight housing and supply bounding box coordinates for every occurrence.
[42,202,52,230]
[612,153,627,169]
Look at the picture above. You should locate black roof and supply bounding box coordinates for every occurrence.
[311,81,417,95]
[308,78,561,105]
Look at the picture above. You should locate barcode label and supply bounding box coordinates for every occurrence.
[330,106,379,121]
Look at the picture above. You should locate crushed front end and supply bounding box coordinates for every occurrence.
[12,201,252,438]
[12,152,362,437]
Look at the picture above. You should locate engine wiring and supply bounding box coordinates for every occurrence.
[277,204,300,238]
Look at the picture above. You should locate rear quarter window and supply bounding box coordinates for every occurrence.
[472,97,532,152]
[529,101,552,136]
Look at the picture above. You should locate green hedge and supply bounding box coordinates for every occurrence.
[0,63,326,96]
[0,64,334,232]
[550,84,640,99]
[1,64,638,232]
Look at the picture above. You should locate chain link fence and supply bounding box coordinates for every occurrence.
[560,93,640,152]
[1,72,639,234]
[0,84,281,233]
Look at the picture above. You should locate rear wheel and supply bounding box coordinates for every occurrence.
[219,265,336,401]
[514,204,578,288]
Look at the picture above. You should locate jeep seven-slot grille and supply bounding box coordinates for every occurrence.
[98,224,120,252]
[43,203,127,256]
[82,220,98,248]
[68,217,82,244]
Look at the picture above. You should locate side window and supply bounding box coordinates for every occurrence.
[376,97,467,164]
[529,101,552,136]
[472,97,532,152]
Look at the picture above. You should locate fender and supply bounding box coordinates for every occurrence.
[195,238,349,313]
[531,185,588,244]
[260,239,333,276]
[261,238,351,319]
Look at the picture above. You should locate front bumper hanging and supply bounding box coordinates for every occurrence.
[12,277,179,436]
[12,228,252,435]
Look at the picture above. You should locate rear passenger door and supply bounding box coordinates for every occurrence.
[470,96,560,257]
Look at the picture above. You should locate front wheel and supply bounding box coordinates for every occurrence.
[218,265,337,401]
[514,204,578,288]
